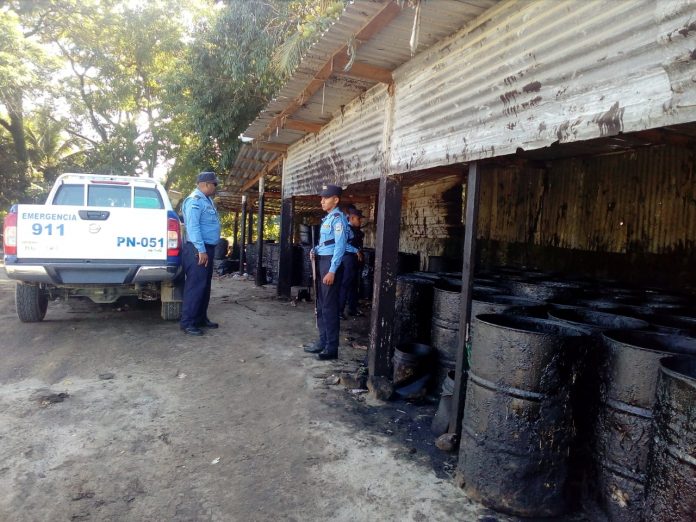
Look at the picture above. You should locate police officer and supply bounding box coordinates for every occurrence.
[339,207,364,318]
[180,172,222,336]
[304,184,348,360]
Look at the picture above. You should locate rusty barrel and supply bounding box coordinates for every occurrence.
[508,280,581,302]
[594,331,696,522]
[549,308,650,332]
[431,282,463,386]
[394,274,436,345]
[458,314,591,517]
[472,294,546,318]
[643,356,696,522]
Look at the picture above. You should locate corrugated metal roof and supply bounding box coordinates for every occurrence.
[229,0,498,205]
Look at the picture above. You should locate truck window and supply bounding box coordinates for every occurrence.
[134,187,164,209]
[53,184,85,206]
[88,185,131,208]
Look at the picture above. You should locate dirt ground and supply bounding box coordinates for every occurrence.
[0,265,562,521]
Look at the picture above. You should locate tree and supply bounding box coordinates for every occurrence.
[0,6,57,193]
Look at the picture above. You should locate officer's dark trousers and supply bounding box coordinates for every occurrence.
[339,253,359,314]
[316,255,343,353]
[180,242,216,329]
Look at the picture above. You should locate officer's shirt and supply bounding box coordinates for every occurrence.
[345,225,359,254]
[182,187,221,253]
[315,208,348,273]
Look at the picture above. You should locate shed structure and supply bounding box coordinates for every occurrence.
[230,1,696,514]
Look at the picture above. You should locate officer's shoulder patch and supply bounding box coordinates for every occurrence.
[334,222,343,233]
[332,212,341,218]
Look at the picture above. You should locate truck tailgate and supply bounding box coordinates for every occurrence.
[16,205,169,261]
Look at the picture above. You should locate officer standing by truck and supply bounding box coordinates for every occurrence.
[180,172,221,336]
[304,184,348,360]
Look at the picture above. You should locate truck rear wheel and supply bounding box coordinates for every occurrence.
[16,283,48,322]
[161,301,182,321]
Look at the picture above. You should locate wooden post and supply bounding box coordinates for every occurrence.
[278,195,294,298]
[368,173,403,379]
[255,176,265,286]
[232,211,239,258]
[449,161,481,438]
[238,194,247,275]
[248,208,254,245]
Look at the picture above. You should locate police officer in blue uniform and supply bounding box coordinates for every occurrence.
[339,207,364,319]
[304,184,348,360]
[180,172,222,336]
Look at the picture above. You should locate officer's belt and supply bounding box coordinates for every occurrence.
[318,239,335,247]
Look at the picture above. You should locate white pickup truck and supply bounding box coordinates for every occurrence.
[2,173,184,322]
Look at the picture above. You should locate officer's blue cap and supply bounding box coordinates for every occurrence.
[197,171,220,185]
[348,207,364,218]
[319,184,342,197]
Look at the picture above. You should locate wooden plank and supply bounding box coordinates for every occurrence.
[277,196,295,298]
[241,155,285,192]
[284,119,323,134]
[334,61,393,84]
[238,195,248,275]
[368,173,403,379]
[257,1,402,142]
[255,177,265,287]
[449,162,480,439]
[253,142,289,153]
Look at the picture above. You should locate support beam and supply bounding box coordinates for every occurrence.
[232,211,239,259]
[241,154,285,192]
[449,162,481,439]
[368,174,403,379]
[252,142,289,153]
[255,176,266,286]
[334,61,393,84]
[238,194,248,275]
[283,119,323,134]
[257,1,402,142]
[248,209,254,245]
[277,196,295,298]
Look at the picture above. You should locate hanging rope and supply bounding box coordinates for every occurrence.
[344,35,357,72]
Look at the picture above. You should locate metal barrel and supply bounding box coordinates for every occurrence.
[471,294,546,318]
[508,279,582,302]
[593,331,696,522]
[458,314,591,517]
[430,282,462,387]
[643,356,696,522]
[394,274,436,345]
[548,308,650,333]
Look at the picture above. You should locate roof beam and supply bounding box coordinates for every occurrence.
[334,61,393,84]
[283,118,324,134]
[252,142,289,153]
[257,1,402,141]
[240,154,285,192]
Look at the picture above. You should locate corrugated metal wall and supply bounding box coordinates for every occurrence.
[282,85,388,197]
[390,0,696,174]
[477,145,696,255]
[400,175,464,267]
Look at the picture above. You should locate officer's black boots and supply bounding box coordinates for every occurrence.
[304,341,325,353]
[198,318,219,328]
[182,326,204,336]
[316,350,338,360]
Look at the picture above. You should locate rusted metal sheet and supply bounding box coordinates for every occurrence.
[283,84,389,195]
[390,0,696,174]
[476,145,696,255]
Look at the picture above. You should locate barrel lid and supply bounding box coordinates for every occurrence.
[474,313,592,337]
[602,330,696,356]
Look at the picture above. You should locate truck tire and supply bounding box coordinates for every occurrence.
[16,283,48,322]
[161,300,182,321]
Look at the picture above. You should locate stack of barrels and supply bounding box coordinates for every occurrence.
[437,267,696,520]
